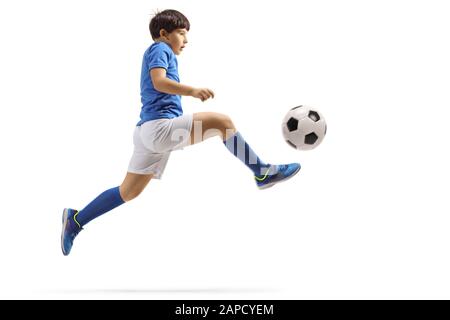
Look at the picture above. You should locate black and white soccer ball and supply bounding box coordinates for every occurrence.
[282,105,327,150]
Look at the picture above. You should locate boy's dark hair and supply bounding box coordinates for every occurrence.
[149,9,190,40]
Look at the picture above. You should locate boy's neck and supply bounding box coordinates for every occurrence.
[154,38,169,44]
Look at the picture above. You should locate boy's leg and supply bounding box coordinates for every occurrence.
[76,172,152,226]
[188,112,300,188]
[189,112,272,175]
[189,112,237,145]
[119,172,153,202]
[61,172,152,255]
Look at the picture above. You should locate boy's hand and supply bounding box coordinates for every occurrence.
[190,88,215,102]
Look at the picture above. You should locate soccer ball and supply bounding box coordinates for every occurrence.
[282,105,327,150]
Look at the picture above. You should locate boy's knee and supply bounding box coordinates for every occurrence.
[120,187,142,202]
[217,114,236,132]
[223,115,235,130]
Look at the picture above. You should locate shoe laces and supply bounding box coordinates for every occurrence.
[68,223,83,240]
[72,226,83,237]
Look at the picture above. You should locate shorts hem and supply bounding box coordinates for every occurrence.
[126,169,162,179]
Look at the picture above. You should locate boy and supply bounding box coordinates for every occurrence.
[61,9,300,256]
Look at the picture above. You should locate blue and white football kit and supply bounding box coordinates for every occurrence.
[128,41,193,179]
[61,41,301,256]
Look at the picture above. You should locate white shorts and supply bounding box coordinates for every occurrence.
[127,114,193,179]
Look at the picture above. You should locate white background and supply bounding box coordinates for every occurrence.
[0,0,449,299]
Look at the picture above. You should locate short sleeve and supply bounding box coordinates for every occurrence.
[147,44,171,71]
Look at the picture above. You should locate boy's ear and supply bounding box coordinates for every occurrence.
[159,29,169,39]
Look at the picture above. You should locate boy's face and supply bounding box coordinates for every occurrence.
[162,28,188,55]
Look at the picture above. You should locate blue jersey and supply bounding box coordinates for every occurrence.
[137,42,183,126]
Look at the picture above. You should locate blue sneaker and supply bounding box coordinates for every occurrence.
[61,208,83,256]
[255,163,301,190]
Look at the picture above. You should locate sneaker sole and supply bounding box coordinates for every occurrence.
[61,208,69,256]
[257,165,301,190]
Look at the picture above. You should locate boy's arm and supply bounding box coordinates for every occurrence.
[151,68,214,102]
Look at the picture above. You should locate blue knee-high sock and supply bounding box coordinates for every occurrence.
[223,132,271,176]
[75,186,125,227]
